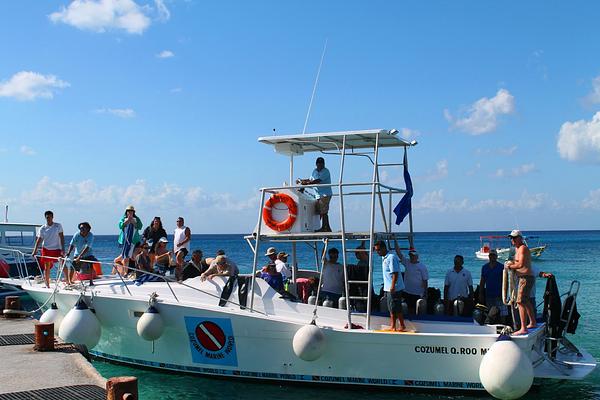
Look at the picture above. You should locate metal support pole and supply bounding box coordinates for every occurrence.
[337,136,352,327]
[249,189,267,312]
[366,133,381,330]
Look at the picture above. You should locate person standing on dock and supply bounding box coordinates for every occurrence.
[374,240,406,332]
[173,216,191,281]
[297,157,332,232]
[504,230,536,335]
[32,210,64,288]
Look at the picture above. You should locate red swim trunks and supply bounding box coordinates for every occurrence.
[40,248,62,269]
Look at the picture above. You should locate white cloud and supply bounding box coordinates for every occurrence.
[0,71,69,101]
[475,145,518,156]
[95,108,136,118]
[170,87,182,93]
[583,76,600,105]
[21,177,258,212]
[154,0,170,21]
[414,189,559,213]
[20,146,36,156]
[419,159,448,182]
[400,128,420,140]
[49,0,152,34]
[493,163,536,178]
[557,111,600,163]
[156,50,174,58]
[582,189,600,210]
[444,89,515,135]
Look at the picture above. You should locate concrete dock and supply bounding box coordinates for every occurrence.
[0,316,107,399]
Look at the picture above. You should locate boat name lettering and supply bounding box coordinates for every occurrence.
[414,345,483,355]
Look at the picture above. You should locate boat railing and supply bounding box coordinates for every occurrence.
[0,246,42,286]
[3,249,267,315]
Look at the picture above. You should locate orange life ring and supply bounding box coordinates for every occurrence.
[263,193,298,232]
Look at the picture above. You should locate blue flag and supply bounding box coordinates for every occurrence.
[393,151,413,225]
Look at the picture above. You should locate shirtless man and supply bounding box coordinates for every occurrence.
[504,230,536,335]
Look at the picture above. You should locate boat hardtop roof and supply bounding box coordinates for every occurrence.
[258,129,414,155]
[0,222,41,229]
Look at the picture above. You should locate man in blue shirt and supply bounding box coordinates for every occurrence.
[66,222,98,282]
[298,157,333,232]
[478,249,507,318]
[374,240,406,331]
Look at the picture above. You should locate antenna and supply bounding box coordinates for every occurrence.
[4,205,7,223]
[302,38,328,135]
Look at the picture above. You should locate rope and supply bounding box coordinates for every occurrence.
[310,238,329,324]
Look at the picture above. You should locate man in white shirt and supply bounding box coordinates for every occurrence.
[275,251,291,280]
[398,248,429,314]
[32,210,65,288]
[444,255,473,315]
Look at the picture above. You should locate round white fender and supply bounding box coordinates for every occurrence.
[292,323,326,361]
[137,305,164,341]
[58,298,101,349]
[479,334,534,400]
[39,302,63,330]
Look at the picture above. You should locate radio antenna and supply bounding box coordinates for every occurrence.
[302,39,328,135]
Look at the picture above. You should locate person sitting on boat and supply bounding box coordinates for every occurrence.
[256,261,284,292]
[142,216,167,266]
[276,251,291,281]
[297,156,333,232]
[205,249,225,267]
[32,210,65,288]
[444,255,473,316]
[374,240,406,332]
[182,249,210,280]
[174,216,191,281]
[504,230,536,335]
[113,205,143,276]
[134,241,152,278]
[65,222,98,283]
[318,247,344,306]
[478,249,508,320]
[201,255,239,281]
[396,244,428,315]
[154,237,173,276]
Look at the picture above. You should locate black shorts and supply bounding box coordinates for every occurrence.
[177,248,189,257]
[387,291,403,314]
[403,292,420,310]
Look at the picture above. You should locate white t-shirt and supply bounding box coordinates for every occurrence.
[38,223,63,250]
[173,226,190,253]
[444,267,473,301]
[321,261,344,295]
[275,259,290,279]
[401,259,429,296]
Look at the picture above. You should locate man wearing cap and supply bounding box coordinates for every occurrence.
[504,230,536,335]
[275,251,291,280]
[297,157,332,232]
[201,255,239,281]
[478,249,507,319]
[397,247,429,315]
[154,237,173,275]
[374,240,406,331]
[444,255,473,315]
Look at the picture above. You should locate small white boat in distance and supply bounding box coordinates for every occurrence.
[475,235,548,261]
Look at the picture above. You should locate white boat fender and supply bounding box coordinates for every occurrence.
[39,302,63,329]
[58,298,102,349]
[136,305,165,341]
[479,334,534,400]
[453,298,464,316]
[416,298,427,315]
[292,322,326,361]
[434,301,445,315]
[307,291,317,305]
[338,296,347,310]
[322,296,334,308]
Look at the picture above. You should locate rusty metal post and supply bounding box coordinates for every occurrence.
[106,376,138,400]
[3,296,21,319]
[34,322,54,351]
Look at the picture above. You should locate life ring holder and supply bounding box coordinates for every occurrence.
[263,193,298,232]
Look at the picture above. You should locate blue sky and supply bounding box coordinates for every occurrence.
[1,1,600,234]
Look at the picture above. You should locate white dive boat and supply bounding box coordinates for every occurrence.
[1,129,594,399]
[475,235,548,261]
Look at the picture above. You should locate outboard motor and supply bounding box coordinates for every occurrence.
[453,298,465,316]
[416,298,427,315]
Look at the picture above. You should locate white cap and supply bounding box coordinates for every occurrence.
[158,237,168,243]
[265,247,277,256]
[508,230,522,238]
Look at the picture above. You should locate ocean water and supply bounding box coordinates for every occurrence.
[70,231,600,399]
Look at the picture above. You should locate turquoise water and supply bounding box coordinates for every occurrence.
[77,232,600,399]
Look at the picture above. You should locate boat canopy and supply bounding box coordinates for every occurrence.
[258,129,414,155]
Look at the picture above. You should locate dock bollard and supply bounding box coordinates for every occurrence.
[3,296,21,319]
[34,322,55,351]
[106,376,138,400]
